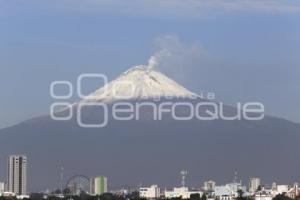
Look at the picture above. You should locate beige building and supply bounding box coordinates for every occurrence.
[249,178,261,193]
[140,185,161,198]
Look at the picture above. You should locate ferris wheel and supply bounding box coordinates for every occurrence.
[66,175,90,195]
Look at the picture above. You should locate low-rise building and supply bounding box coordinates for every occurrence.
[111,188,130,196]
[214,183,246,200]
[16,195,30,199]
[139,185,161,198]
[254,191,272,200]
[164,187,202,199]
[266,183,294,197]
[287,183,299,199]
[203,180,216,191]
[2,192,16,197]
[276,185,289,194]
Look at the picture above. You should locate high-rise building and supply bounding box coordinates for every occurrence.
[249,178,261,193]
[0,181,5,194]
[90,176,107,195]
[7,155,27,195]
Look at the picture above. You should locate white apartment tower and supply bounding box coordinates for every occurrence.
[249,178,261,193]
[0,181,4,193]
[7,155,27,195]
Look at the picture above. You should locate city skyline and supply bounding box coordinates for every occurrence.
[0,155,299,194]
[0,155,299,200]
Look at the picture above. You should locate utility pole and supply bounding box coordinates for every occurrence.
[60,167,64,198]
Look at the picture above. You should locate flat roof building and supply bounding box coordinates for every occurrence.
[139,185,161,198]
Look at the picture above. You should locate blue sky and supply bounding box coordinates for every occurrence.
[0,0,300,128]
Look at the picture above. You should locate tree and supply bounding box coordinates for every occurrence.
[79,191,90,200]
[190,193,201,200]
[257,185,262,192]
[169,197,182,200]
[100,193,114,200]
[30,193,44,200]
[47,196,61,200]
[201,194,207,200]
[236,189,253,200]
[0,197,16,200]
[126,190,139,200]
[272,194,293,200]
[237,190,244,199]
[63,188,71,195]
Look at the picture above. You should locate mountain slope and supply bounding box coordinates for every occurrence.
[0,66,299,192]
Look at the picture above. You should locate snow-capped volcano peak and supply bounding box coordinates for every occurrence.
[81,65,198,102]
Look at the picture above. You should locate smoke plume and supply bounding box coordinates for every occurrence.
[147,48,172,71]
[146,34,204,77]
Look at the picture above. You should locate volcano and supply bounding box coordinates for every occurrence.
[0,66,299,192]
[79,65,198,102]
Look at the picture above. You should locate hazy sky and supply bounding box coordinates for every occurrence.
[0,0,300,128]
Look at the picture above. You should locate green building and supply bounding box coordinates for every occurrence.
[90,176,108,195]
